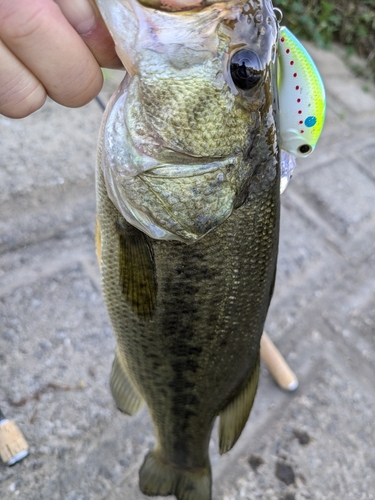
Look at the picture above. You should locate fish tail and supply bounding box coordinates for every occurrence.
[139,449,212,500]
[110,348,144,415]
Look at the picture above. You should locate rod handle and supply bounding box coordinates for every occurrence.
[0,419,29,465]
[261,331,298,391]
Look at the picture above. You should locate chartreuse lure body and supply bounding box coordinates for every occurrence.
[277,26,326,158]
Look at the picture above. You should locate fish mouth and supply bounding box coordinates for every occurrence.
[137,0,234,12]
[143,157,235,178]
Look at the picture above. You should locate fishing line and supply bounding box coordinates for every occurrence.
[95,95,107,112]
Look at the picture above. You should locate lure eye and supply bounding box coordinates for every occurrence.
[298,144,313,155]
[230,50,263,91]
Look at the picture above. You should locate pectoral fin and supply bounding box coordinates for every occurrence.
[110,348,144,415]
[117,220,157,320]
[219,355,260,454]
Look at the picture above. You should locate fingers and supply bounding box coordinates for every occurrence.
[0,39,46,118]
[0,0,103,118]
[56,0,122,69]
[55,0,98,35]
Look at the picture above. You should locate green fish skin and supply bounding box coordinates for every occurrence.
[96,1,279,499]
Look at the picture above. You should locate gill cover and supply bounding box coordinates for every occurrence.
[277,26,326,158]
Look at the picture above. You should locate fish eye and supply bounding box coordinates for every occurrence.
[298,144,312,155]
[230,50,263,91]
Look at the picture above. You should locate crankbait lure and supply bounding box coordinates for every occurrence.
[277,26,326,158]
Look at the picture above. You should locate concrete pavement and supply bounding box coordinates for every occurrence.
[1,43,375,500]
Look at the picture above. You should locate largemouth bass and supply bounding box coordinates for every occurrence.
[95,0,279,498]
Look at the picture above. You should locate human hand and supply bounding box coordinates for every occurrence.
[0,0,121,118]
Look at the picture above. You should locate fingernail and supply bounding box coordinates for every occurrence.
[57,0,97,35]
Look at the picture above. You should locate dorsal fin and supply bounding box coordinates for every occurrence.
[219,356,260,454]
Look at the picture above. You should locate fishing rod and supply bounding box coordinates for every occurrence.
[0,407,29,466]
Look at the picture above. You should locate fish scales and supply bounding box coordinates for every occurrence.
[97,160,279,490]
[96,0,279,498]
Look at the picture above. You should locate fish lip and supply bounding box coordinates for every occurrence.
[136,0,240,14]
[143,157,238,178]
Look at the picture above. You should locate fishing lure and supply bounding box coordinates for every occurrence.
[277,26,326,158]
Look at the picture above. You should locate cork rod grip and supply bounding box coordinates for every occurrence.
[260,331,298,391]
[0,419,29,465]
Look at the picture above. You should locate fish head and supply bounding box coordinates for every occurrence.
[97,0,279,242]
